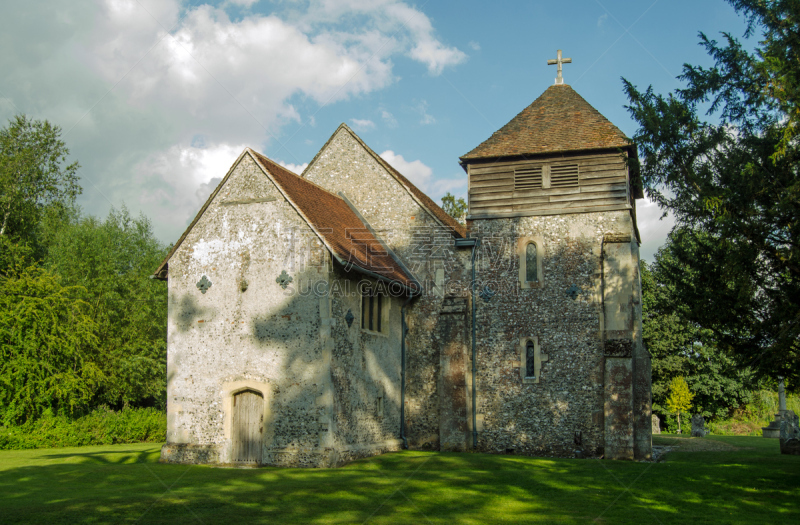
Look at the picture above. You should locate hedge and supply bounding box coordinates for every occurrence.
[0,406,166,450]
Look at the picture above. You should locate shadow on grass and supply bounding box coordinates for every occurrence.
[0,438,798,524]
[41,448,159,465]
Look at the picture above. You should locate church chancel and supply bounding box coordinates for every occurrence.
[156,51,652,467]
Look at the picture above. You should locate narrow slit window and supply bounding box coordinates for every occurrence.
[368,294,375,331]
[526,243,538,282]
[376,293,382,332]
[362,286,385,333]
[361,291,367,329]
[525,341,536,378]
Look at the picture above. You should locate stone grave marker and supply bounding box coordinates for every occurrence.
[652,414,661,435]
[691,414,709,437]
[779,410,800,455]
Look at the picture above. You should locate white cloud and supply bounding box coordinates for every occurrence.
[380,108,398,127]
[408,38,468,76]
[135,142,248,234]
[636,195,676,262]
[379,149,467,206]
[89,2,396,121]
[597,13,608,28]
[296,0,466,75]
[468,41,481,51]
[278,161,309,174]
[349,118,376,131]
[383,2,467,75]
[379,150,432,191]
[0,0,465,243]
[430,177,467,198]
[414,100,436,125]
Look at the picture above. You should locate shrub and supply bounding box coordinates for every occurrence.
[0,406,166,450]
[706,390,800,436]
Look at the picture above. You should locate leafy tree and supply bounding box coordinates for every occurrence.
[441,192,467,224]
[624,0,800,382]
[685,344,756,419]
[641,258,694,415]
[642,249,756,421]
[0,240,102,425]
[666,376,694,434]
[0,116,80,246]
[44,207,168,409]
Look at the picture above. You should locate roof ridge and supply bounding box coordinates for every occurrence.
[300,122,348,179]
[334,124,467,238]
[248,148,347,202]
[460,84,631,161]
[249,149,417,291]
[154,147,418,291]
[153,148,251,279]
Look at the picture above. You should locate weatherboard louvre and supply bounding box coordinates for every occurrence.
[466,151,631,216]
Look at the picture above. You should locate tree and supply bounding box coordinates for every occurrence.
[666,377,694,434]
[641,258,694,415]
[0,116,80,246]
[0,240,102,425]
[623,0,800,383]
[642,251,755,421]
[441,192,467,224]
[44,207,168,409]
[728,0,800,158]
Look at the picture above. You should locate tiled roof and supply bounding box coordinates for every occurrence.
[154,150,418,292]
[305,124,467,239]
[250,151,418,291]
[461,84,632,160]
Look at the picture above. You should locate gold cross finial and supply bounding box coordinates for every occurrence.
[547,50,572,85]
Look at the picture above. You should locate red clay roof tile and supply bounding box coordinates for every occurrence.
[461,84,632,160]
[250,151,417,291]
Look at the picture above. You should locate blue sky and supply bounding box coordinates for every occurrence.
[0,0,752,261]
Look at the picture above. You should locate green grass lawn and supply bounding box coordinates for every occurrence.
[0,435,797,524]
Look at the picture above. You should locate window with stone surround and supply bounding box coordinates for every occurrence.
[518,235,544,289]
[519,336,547,384]
[525,340,536,377]
[525,243,538,282]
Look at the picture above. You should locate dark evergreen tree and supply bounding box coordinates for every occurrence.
[625,0,800,382]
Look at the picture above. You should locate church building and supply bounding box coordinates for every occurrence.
[155,53,652,466]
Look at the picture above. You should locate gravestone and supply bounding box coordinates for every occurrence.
[779,410,800,455]
[691,414,708,437]
[652,414,661,435]
[763,377,789,438]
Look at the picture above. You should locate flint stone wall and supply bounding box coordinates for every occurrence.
[162,130,652,464]
[466,211,635,457]
[328,266,405,460]
[162,153,405,467]
[303,127,470,451]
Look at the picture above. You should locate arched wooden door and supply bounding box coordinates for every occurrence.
[232,390,263,464]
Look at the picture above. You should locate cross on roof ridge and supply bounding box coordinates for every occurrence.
[547,49,572,85]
